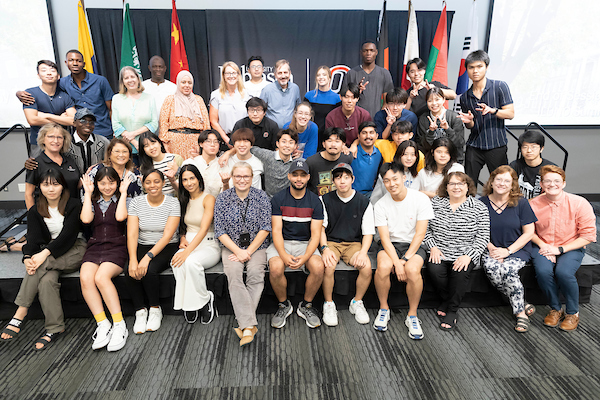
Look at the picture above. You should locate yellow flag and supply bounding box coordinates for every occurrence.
[78,0,97,74]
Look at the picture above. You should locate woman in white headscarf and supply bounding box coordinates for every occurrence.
[159,71,210,159]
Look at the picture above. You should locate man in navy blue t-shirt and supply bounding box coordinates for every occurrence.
[22,60,76,150]
[267,159,325,329]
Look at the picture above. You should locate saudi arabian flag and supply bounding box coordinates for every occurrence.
[120,3,141,75]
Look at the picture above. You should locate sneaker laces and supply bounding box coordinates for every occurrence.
[275,303,289,318]
[377,309,388,322]
[408,316,421,329]
[303,303,318,319]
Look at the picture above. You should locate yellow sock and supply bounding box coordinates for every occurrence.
[112,312,123,323]
[94,312,107,323]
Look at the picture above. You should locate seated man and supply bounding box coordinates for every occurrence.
[351,121,383,198]
[23,60,76,154]
[374,88,418,139]
[182,129,230,197]
[373,163,434,339]
[232,97,280,150]
[325,83,371,147]
[306,127,353,195]
[509,129,556,199]
[268,160,325,329]
[225,128,264,190]
[320,163,374,326]
[374,120,425,166]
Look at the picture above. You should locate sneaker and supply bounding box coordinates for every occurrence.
[146,307,163,332]
[107,321,128,352]
[271,300,293,329]
[297,301,321,328]
[322,301,338,327]
[373,309,390,332]
[349,299,370,324]
[405,315,424,340]
[200,291,217,324]
[133,308,147,334]
[91,320,112,350]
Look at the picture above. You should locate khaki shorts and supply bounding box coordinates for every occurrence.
[327,241,363,266]
[266,240,321,271]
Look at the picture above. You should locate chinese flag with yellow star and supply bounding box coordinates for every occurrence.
[170,0,189,82]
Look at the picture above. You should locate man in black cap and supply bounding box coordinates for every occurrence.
[25,108,109,174]
[267,159,325,329]
[319,163,374,327]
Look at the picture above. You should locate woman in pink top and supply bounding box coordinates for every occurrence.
[530,165,596,331]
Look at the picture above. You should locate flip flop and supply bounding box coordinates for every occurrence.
[34,331,63,351]
[524,304,536,317]
[515,316,530,333]
[1,318,24,342]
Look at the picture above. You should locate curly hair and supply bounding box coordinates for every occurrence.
[436,171,476,198]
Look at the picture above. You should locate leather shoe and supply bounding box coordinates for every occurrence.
[559,314,579,331]
[543,309,564,327]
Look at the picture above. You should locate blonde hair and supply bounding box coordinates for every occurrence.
[275,59,291,73]
[219,61,245,99]
[37,123,71,153]
[313,65,331,92]
[231,161,253,177]
[118,66,144,94]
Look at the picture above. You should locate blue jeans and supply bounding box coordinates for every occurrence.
[531,246,585,314]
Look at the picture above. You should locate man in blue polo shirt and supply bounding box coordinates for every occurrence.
[458,50,514,187]
[17,50,114,139]
[352,121,383,198]
[259,59,301,128]
[22,60,76,153]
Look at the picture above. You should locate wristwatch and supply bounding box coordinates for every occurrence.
[319,244,329,253]
[401,255,409,262]
[146,251,155,260]
[558,246,564,254]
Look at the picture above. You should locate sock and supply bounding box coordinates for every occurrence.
[351,298,357,304]
[94,312,107,323]
[112,312,123,323]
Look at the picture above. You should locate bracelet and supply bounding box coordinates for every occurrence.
[506,248,513,255]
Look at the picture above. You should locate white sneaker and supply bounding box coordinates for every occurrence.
[349,299,370,324]
[146,307,163,332]
[133,308,148,334]
[373,309,390,332]
[322,301,338,326]
[405,315,424,340]
[107,321,128,352]
[91,320,112,350]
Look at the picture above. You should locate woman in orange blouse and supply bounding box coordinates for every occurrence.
[159,71,210,159]
[530,165,596,331]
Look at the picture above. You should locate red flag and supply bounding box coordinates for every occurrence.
[170,0,189,82]
[424,2,448,86]
[401,0,419,90]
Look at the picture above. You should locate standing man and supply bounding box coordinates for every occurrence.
[142,55,176,114]
[373,163,434,339]
[18,50,114,139]
[260,59,301,128]
[320,163,374,326]
[231,97,280,150]
[458,50,515,186]
[341,41,394,118]
[268,160,325,329]
[22,60,76,151]
[325,83,371,146]
[352,121,383,198]
[306,127,354,195]
[244,56,269,98]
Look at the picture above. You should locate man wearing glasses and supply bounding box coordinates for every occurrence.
[232,97,280,150]
[244,56,270,98]
[260,59,301,128]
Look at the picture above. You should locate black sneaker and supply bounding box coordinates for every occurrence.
[200,291,217,324]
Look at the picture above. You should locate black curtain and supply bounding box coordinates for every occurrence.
[86,8,453,99]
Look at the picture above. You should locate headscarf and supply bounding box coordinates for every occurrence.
[174,70,203,121]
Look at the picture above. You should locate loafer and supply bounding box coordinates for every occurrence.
[559,314,579,331]
[543,309,564,327]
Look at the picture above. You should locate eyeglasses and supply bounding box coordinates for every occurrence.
[224,72,238,77]
[233,175,252,181]
[542,179,563,186]
[494,178,512,185]
[447,182,466,187]
[111,150,129,155]
[521,145,540,152]
[46,135,64,141]
[79,120,95,125]
[248,108,264,114]
[296,112,311,117]
[249,65,263,70]
[203,140,220,145]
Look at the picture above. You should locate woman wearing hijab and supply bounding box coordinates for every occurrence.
[159,71,210,159]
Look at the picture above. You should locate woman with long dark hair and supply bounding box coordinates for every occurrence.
[138,132,183,196]
[171,164,221,323]
[1,169,85,350]
[416,137,464,199]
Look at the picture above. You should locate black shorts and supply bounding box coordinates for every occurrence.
[390,242,427,261]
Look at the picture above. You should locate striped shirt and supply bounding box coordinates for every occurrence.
[128,194,180,245]
[460,79,513,150]
[271,187,323,242]
[424,196,490,265]
[153,153,182,196]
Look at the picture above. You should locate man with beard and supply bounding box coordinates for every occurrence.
[351,121,382,198]
[306,127,353,195]
[268,160,325,329]
[260,59,301,128]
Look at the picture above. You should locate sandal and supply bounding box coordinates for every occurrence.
[440,312,458,331]
[515,316,530,333]
[524,304,536,317]
[184,310,198,324]
[0,237,16,253]
[240,326,258,347]
[1,318,24,342]
[34,331,63,351]
[435,302,448,319]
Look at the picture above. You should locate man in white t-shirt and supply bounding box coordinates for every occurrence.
[373,163,434,339]
[142,56,177,114]
[244,56,269,98]
[226,128,265,190]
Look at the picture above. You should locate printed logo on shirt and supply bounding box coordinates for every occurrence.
[263,131,269,138]
[317,170,336,195]
[67,166,76,172]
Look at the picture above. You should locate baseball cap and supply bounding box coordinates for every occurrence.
[74,108,96,121]
[331,162,353,176]
[288,159,309,174]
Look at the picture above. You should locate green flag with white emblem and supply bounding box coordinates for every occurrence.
[120,3,141,75]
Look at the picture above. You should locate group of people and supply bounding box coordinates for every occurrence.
[0,45,595,351]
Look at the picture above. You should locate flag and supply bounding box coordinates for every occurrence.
[376,0,389,70]
[77,1,97,74]
[456,0,479,96]
[120,2,141,75]
[424,2,448,86]
[401,0,419,90]
[170,0,189,82]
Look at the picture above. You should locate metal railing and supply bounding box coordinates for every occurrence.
[508,122,569,171]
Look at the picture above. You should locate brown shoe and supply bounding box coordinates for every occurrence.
[559,314,579,331]
[543,309,564,327]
